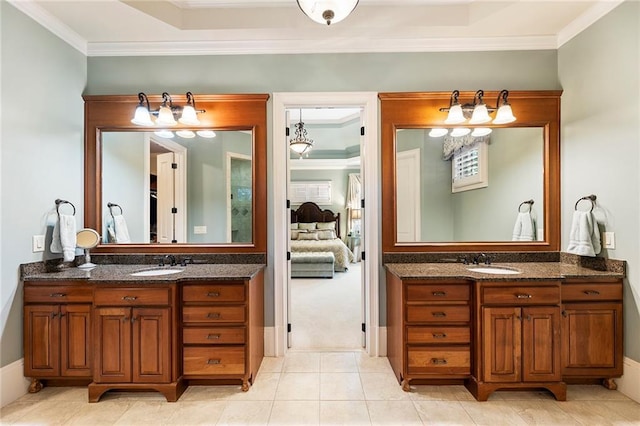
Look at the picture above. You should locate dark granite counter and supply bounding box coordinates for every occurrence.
[385,261,624,281]
[21,263,265,283]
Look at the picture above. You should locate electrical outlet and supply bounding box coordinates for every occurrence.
[604,232,615,249]
[32,235,45,252]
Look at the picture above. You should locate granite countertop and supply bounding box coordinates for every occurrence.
[385,262,625,281]
[22,263,265,283]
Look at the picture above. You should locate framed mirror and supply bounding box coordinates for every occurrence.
[380,90,561,253]
[84,93,269,254]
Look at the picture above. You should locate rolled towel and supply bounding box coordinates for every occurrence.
[50,214,77,261]
[113,215,131,243]
[566,210,601,256]
[512,212,536,241]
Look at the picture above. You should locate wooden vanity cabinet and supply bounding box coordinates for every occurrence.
[468,281,566,401]
[23,281,93,392]
[561,278,623,387]
[181,269,264,391]
[88,284,184,403]
[386,271,471,391]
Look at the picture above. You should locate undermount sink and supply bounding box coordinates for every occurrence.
[467,266,521,275]
[130,268,184,277]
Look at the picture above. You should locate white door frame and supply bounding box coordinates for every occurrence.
[272,92,380,357]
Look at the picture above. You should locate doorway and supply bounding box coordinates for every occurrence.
[272,92,380,357]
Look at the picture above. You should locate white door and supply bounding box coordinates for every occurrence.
[396,148,421,242]
[156,152,187,243]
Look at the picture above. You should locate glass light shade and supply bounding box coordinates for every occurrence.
[131,106,154,126]
[493,104,517,124]
[196,130,217,138]
[156,106,177,126]
[469,104,491,124]
[450,127,471,137]
[179,105,200,125]
[471,127,492,137]
[154,130,174,138]
[428,128,449,138]
[290,141,312,154]
[297,0,359,25]
[176,130,196,139]
[444,104,466,124]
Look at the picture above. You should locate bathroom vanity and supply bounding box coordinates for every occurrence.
[385,261,624,401]
[22,263,264,402]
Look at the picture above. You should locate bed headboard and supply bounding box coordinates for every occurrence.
[291,202,341,239]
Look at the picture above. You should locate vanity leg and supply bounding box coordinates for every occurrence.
[28,378,43,393]
[602,378,618,390]
[401,379,411,392]
[241,379,250,392]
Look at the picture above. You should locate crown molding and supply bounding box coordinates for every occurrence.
[7,0,87,55]
[557,0,624,47]
[290,157,361,171]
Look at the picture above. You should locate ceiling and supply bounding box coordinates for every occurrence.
[9,0,623,56]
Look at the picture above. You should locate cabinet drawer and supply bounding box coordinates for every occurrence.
[24,286,92,303]
[482,286,560,305]
[183,306,246,323]
[406,284,469,302]
[407,347,470,375]
[183,284,245,303]
[183,327,246,345]
[94,287,171,306]
[407,305,469,323]
[183,347,245,376]
[407,326,470,344]
[562,283,622,302]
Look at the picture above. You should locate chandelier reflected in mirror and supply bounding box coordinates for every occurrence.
[297,0,359,25]
[289,109,314,158]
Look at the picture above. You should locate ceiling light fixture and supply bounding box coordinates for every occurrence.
[440,90,516,125]
[131,91,205,127]
[289,109,314,158]
[297,0,359,25]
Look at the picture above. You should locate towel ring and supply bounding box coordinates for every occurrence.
[107,202,123,216]
[575,194,597,212]
[518,199,534,213]
[55,199,76,216]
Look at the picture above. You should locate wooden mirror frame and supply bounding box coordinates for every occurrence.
[380,90,562,253]
[83,93,269,254]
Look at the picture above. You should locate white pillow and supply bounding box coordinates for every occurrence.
[298,222,317,231]
[317,230,336,240]
[291,230,301,240]
[290,223,299,230]
[317,221,336,231]
[298,231,319,240]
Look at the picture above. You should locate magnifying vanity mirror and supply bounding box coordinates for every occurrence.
[380,90,562,253]
[76,228,100,269]
[83,93,269,254]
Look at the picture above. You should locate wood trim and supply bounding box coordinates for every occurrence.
[83,93,269,254]
[379,90,562,253]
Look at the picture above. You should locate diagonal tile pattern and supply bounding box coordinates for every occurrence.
[2,351,639,425]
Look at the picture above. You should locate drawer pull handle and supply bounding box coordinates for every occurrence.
[207,334,221,340]
[583,290,601,296]
[516,294,532,299]
[432,333,447,339]
[49,293,66,298]
[432,312,447,318]
[432,291,447,297]
[207,292,221,297]
[122,296,138,301]
[430,358,447,365]
[207,313,221,319]
[207,359,221,365]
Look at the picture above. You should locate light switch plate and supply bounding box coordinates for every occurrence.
[193,226,207,235]
[604,232,615,249]
[32,235,45,252]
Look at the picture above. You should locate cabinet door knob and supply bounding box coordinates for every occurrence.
[50,312,57,318]
[207,334,221,340]
[432,332,447,339]
[516,294,532,299]
[122,296,138,301]
[207,359,221,365]
[207,312,221,319]
[583,290,600,296]
[432,312,446,318]
[562,310,568,317]
[432,291,446,297]
[207,292,221,297]
[49,293,66,298]
[123,316,129,322]
[430,358,447,365]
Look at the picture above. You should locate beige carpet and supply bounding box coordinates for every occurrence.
[289,264,363,350]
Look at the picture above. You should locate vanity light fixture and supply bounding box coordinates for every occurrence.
[289,109,314,157]
[297,0,359,25]
[131,91,205,127]
[176,130,196,139]
[440,89,516,125]
[154,130,175,138]
[196,130,217,138]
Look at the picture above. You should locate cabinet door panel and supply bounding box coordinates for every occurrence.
[133,308,171,383]
[94,308,131,383]
[60,305,92,377]
[483,307,520,383]
[522,307,561,381]
[24,305,60,377]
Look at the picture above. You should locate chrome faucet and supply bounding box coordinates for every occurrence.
[473,253,491,265]
[161,254,177,267]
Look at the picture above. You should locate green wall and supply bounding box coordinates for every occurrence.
[559,1,640,362]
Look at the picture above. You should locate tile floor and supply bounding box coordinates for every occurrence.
[2,351,640,425]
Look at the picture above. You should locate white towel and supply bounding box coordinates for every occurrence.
[50,214,77,261]
[512,212,536,241]
[566,210,601,257]
[113,215,131,243]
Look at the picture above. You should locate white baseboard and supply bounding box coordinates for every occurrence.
[264,326,276,357]
[1,358,30,408]
[617,357,640,403]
